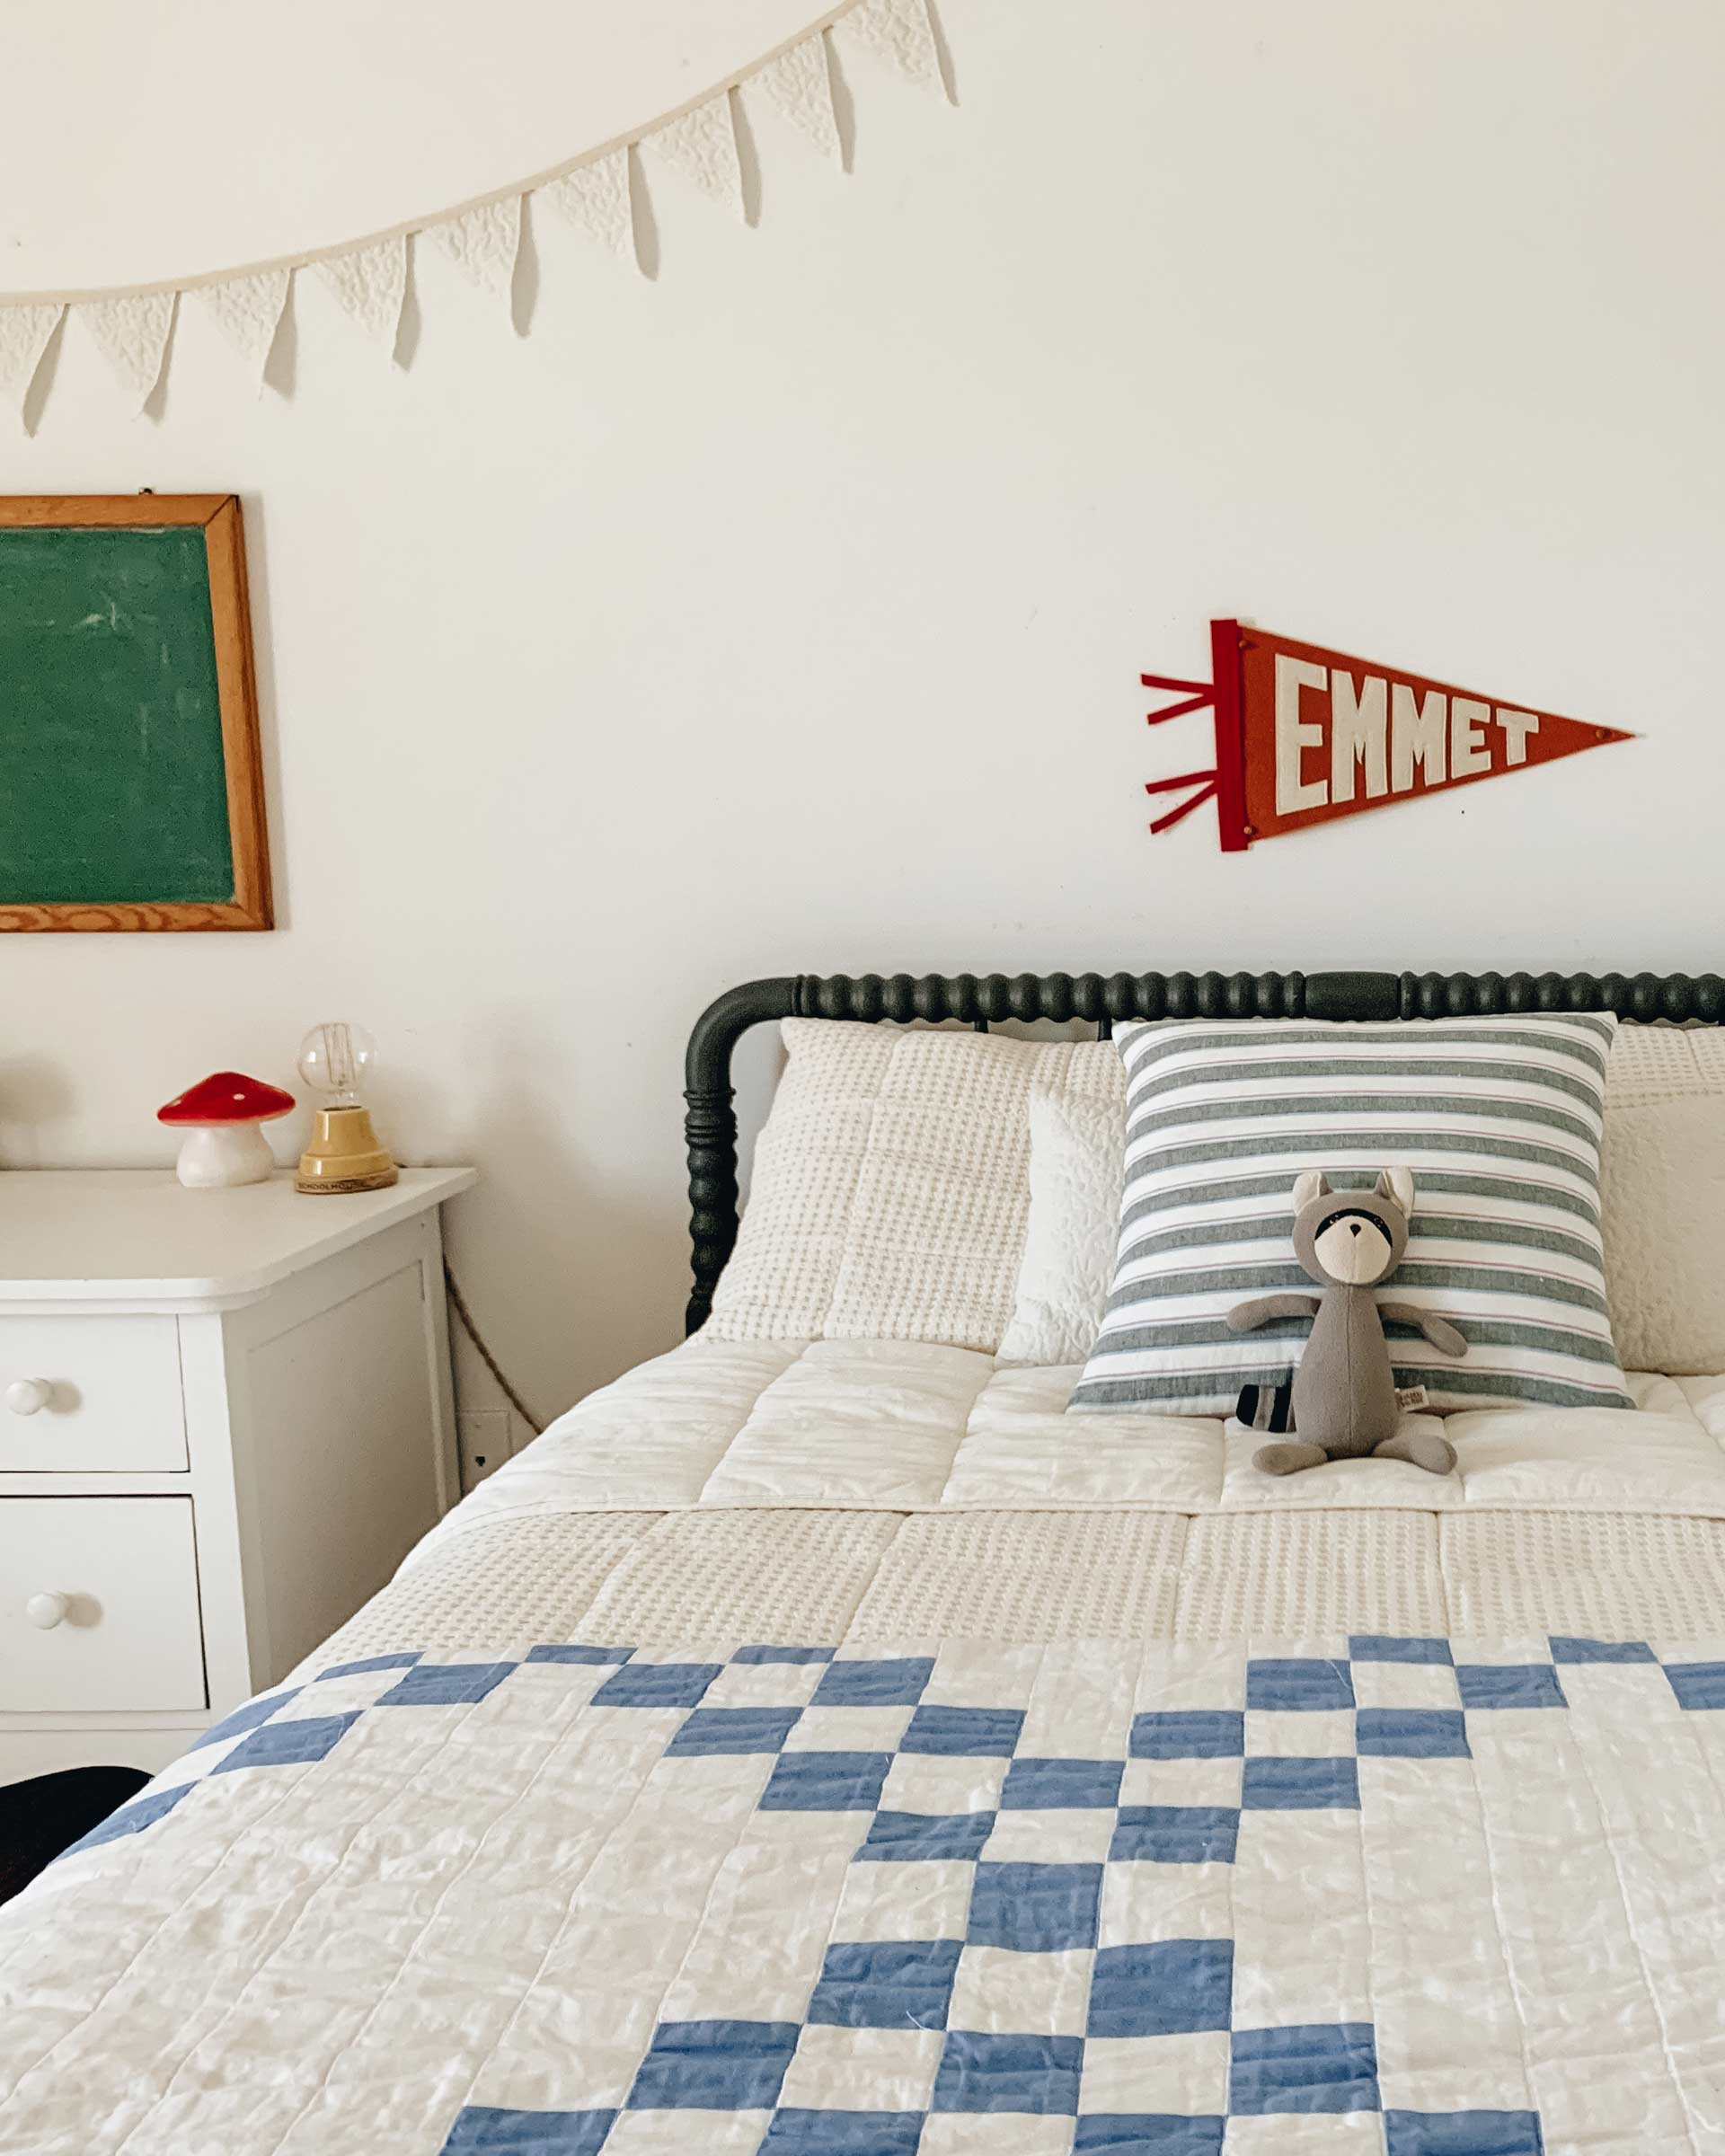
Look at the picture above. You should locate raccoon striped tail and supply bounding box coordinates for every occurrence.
[1236,1379,1295,1434]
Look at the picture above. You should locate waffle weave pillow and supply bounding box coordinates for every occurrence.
[706,1020,1119,1353]
[1069,1012,1632,1416]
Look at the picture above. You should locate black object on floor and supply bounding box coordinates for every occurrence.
[0,1766,149,1904]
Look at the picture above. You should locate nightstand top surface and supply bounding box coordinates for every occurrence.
[0,1167,475,1308]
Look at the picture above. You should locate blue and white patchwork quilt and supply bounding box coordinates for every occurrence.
[5,1623,1725,2152]
[8,1333,1725,2152]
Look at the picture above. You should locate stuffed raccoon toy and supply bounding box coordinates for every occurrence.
[1228,1168,1466,1477]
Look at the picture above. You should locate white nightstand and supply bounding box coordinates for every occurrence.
[0,1166,475,1785]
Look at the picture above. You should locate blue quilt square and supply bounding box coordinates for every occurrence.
[1548,1637,1657,1665]
[1086,1940,1234,2037]
[1231,2022,1379,2115]
[857,1810,996,1863]
[189,1688,301,1751]
[732,1645,836,1665]
[667,1708,801,1756]
[1129,1711,1243,1760]
[438,2107,616,2153]
[628,2019,800,2111]
[1356,1710,1471,1760]
[525,1645,633,1666]
[761,1751,891,1812]
[813,1657,935,1708]
[901,1706,1025,1757]
[967,1861,1102,1953]
[1384,2110,1545,2155]
[1349,1636,1453,1665]
[316,1652,422,1680]
[1242,1757,1359,1811]
[932,2031,1084,2116]
[1074,2117,1225,2153]
[1002,1757,1124,1810]
[1109,1807,1238,1864]
[212,1712,359,1774]
[809,1939,963,2030]
[760,2111,925,2155]
[63,1782,190,1858]
[377,1662,516,1708]
[1455,1665,1567,1710]
[592,1663,722,1710]
[1666,1662,1725,1710]
[1246,1658,1355,1712]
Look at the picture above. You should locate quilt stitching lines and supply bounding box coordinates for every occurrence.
[1457,1697,1566,2156]
[123,1682,532,2156]
[254,1657,632,2156]
[1555,1678,1710,2155]
[422,1648,730,2141]
[0,1676,340,2116]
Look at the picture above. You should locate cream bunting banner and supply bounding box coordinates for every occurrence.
[1,0,947,419]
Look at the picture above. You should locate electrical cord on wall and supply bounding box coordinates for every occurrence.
[442,1260,545,1436]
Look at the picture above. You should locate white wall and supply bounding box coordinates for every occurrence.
[4,0,1722,1432]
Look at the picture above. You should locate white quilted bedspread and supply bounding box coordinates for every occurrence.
[9,1339,1725,2154]
[426,1335,1725,1528]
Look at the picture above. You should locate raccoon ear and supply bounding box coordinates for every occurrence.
[1292,1171,1331,1210]
[1376,1167,1416,1215]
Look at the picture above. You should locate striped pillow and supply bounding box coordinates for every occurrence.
[1069,1012,1632,1417]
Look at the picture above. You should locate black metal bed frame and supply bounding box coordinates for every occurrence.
[682,968,1725,1332]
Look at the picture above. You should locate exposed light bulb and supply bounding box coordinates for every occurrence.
[296,1021,376,1109]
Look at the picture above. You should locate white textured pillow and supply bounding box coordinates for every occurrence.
[1601,1026,1725,1373]
[997,1083,1127,1365]
[707,1020,1106,1353]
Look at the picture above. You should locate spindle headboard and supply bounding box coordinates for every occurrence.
[682,968,1725,1332]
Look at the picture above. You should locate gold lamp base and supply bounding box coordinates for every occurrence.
[295,1105,399,1195]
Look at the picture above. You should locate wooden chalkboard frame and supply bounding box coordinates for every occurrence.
[0,494,272,932]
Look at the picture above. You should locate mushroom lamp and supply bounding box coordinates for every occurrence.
[157,1072,296,1188]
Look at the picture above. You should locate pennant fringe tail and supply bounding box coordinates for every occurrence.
[1139,622,1252,848]
[1146,777,1219,835]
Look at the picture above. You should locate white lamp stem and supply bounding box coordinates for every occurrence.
[175,1123,275,1188]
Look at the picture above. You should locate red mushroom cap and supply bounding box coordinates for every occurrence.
[157,1072,296,1127]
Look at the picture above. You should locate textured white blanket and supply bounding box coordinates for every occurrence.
[427,1336,1725,1524]
[5,1339,1725,2154]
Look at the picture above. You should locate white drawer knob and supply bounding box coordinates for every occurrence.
[5,1378,52,1417]
[25,1591,69,1630]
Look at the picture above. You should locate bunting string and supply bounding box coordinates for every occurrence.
[2,0,947,415]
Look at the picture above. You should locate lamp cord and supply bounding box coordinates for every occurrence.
[442,1259,545,1436]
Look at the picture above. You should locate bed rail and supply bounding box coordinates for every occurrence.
[683,968,1725,1332]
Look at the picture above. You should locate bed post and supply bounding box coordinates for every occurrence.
[684,977,798,1334]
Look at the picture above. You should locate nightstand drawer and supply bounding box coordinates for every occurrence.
[0,1315,186,1472]
[0,1498,206,1711]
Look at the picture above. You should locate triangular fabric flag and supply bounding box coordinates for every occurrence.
[314,236,407,349]
[752,32,841,159]
[539,147,637,265]
[79,291,175,409]
[641,92,745,216]
[196,267,289,382]
[1142,619,1636,850]
[0,303,62,411]
[425,197,521,297]
[836,0,942,88]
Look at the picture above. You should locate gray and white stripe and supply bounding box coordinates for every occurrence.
[1070,1013,1632,1417]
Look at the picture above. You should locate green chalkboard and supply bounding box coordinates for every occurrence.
[0,498,270,932]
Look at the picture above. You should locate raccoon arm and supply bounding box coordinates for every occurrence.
[1378,1302,1467,1357]
[1226,1294,1321,1332]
